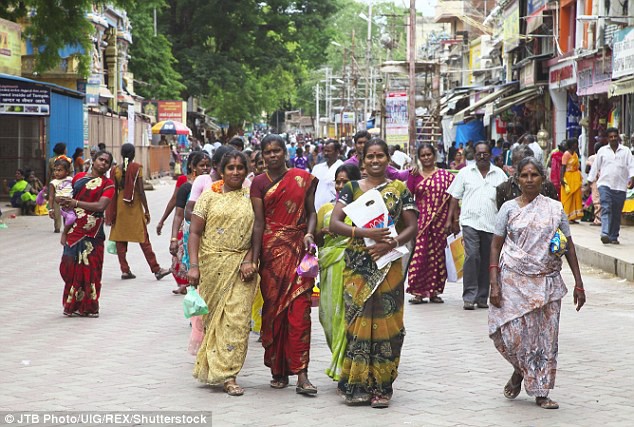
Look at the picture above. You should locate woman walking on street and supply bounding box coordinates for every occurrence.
[316,163,361,381]
[560,139,583,223]
[407,143,455,304]
[58,150,115,317]
[188,151,258,396]
[106,143,170,280]
[250,134,319,395]
[489,157,586,409]
[329,138,418,408]
[168,152,211,295]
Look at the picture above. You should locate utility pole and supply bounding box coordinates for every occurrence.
[364,2,373,130]
[315,83,320,138]
[408,0,417,154]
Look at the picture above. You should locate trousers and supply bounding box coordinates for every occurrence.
[598,186,626,242]
[115,229,161,274]
[462,225,492,304]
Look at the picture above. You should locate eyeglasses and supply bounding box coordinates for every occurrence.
[475,152,491,158]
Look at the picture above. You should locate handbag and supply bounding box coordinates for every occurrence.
[183,286,209,318]
[296,245,319,278]
[550,228,568,257]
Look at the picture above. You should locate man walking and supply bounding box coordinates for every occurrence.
[588,128,634,244]
[446,141,507,310]
[311,140,343,211]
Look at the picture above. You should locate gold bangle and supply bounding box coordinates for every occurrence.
[170,238,178,242]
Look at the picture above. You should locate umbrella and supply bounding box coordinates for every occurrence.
[151,120,192,135]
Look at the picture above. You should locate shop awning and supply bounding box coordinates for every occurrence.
[608,75,634,98]
[99,86,114,99]
[492,86,545,115]
[439,91,471,116]
[452,84,515,124]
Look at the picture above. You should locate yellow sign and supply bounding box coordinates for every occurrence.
[0,18,21,75]
[503,1,520,54]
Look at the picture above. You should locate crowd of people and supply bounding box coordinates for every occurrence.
[31,125,634,410]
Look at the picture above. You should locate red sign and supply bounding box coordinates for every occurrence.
[550,65,573,84]
[157,100,186,123]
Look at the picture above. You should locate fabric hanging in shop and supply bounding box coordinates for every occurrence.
[455,119,485,144]
[567,94,582,139]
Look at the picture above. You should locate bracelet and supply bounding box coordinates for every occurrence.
[304,233,314,240]
[351,226,356,239]
[170,238,178,242]
[190,263,199,268]
[75,200,79,208]
[489,264,500,271]
[575,286,585,293]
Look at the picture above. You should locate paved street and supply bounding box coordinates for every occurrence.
[2,181,634,426]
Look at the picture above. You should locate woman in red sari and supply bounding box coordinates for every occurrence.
[250,134,319,395]
[407,143,455,304]
[58,151,115,317]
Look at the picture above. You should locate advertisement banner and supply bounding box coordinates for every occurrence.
[85,75,101,106]
[503,1,520,54]
[612,27,634,79]
[158,100,186,123]
[0,78,51,116]
[127,104,135,145]
[142,100,159,123]
[526,0,547,33]
[385,91,408,146]
[0,18,22,75]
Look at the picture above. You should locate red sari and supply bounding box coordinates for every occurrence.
[60,173,114,316]
[251,169,315,377]
[406,169,455,298]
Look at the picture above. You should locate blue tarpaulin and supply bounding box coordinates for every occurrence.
[455,120,485,144]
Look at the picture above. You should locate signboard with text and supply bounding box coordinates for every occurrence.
[0,78,51,116]
[612,27,634,79]
[0,18,21,75]
[526,0,547,33]
[158,100,186,123]
[385,91,408,146]
[503,1,520,54]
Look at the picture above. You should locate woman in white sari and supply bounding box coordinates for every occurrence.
[489,157,586,409]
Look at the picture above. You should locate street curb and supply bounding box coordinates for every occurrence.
[575,243,634,281]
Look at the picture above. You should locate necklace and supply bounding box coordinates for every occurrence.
[265,167,287,183]
[421,167,437,178]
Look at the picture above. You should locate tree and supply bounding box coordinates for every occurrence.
[0,1,136,77]
[127,1,185,99]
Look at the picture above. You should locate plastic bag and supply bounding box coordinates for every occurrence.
[550,228,568,257]
[445,232,464,282]
[297,247,319,278]
[183,286,209,319]
[106,240,117,255]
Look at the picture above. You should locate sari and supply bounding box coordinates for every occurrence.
[489,195,570,397]
[406,169,454,298]
[316,202,351,381]
[561,151,583,221]
[549,150,564,198]
[60,173,115,316]
[9,180,31,207]
[337,180,417,401]
[252,168,315,377]
[192,188,258,384]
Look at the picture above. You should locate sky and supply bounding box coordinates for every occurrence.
[356,0,438,17]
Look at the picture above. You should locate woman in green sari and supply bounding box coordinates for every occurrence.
[329,138,418,408]
[316,164,361,381]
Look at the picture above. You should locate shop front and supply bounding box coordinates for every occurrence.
[607,27,634,145]
[548,59,580,150]
[577,54,612,155]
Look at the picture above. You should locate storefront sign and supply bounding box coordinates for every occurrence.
[385,91,408,145]
[520,61,536,89]
[0,78,51,116]
[577,55,612,96]
[612,27,634,79]
[84,75,101,106]
[503,1,520,54]
[158,100,186,123]
[142,100,158,123]
[0,18,21,75]
[549,61,576,89]
[526,0,547,33]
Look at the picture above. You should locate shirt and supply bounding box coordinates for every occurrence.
[528,142,544,163]
[588,144,634,192]
[446,163,508,233]
[311,159,343,211]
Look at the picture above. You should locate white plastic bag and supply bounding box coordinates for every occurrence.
[445,232,464,282]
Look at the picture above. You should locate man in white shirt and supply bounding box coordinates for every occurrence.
[312,140,343,211]
[446,141,508,310]
[390,144,411,170]
[587,127,634,244]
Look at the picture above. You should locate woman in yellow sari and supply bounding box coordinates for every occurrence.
[187,151,259,396]
[560,139,583,223]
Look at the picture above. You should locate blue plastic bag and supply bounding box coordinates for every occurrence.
[549,228,568,257]
[183,286,209,319]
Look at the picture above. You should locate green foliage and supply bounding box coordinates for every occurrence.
[127,1,185,99]
[0,0,136,77]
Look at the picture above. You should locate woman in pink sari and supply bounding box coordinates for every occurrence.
[407,143,455,304]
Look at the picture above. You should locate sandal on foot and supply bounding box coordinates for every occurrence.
[536,397,559,409]
[224,381,244,396]
[296,380,318,395]
[503,374,522,399]
[172,285,187,295]
[270,377,289,389]
[121,272,136,280]
[429,296,444,303]
[408,296,427,304]
[370,396,390,408]
[154,268,171,280]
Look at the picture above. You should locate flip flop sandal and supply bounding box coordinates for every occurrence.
[370,396,390,408]
[536,397,559,409]
[295,381,318,395]
[408,296,427,304]
[503,378,522,399]
[121,272,136,280]
[223,382,244,396]
[270,377,289,389]
[429,296,444,303]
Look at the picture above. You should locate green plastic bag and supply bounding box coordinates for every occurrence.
[183,286,209,319]
[106,240,117,255]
